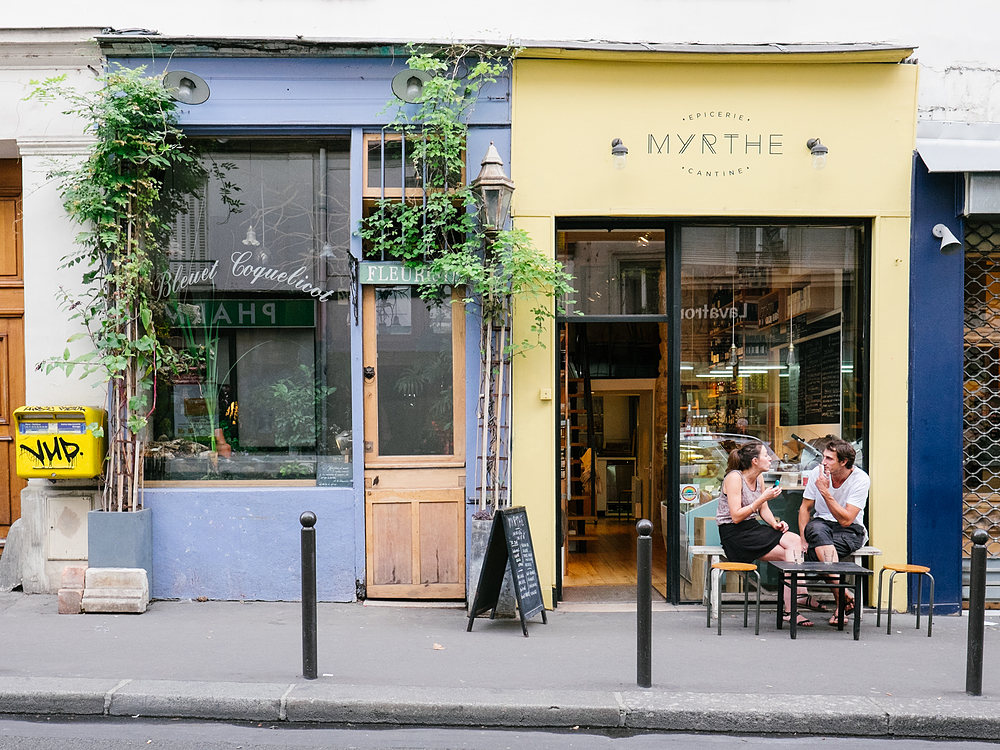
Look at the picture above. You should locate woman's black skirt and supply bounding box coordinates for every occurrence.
[718,520,782,563]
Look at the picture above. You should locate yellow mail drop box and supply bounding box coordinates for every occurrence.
[14,406,107,479]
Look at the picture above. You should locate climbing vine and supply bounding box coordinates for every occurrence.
[360,47,575,516]
[27,65,236,511]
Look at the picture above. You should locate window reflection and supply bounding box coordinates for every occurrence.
[148,139,353,483]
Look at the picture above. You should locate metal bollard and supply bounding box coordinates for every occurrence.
[636,519,653,688]
[966,528,988,696]
[301,511,318,680]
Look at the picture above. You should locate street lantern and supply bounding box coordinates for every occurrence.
[471,142,515,233]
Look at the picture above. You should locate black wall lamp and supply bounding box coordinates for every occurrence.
[933,224,963,254]
[611,138,628,170]
[806,138,828,170]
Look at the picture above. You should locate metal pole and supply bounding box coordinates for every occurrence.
[967,528,988,696]
[636,519,653,688]
[301,511,318,680]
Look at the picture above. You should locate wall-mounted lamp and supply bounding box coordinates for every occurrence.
[611,138,628,170]
[391,68,431,103]
[471,142,515,232]
[163,71,210,105]
[932,223,963,255]
[806,138,828,170]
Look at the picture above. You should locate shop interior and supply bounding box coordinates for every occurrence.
[557,225,863,604]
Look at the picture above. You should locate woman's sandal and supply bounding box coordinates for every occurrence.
[796,595,829,612]
[784,614,814,627]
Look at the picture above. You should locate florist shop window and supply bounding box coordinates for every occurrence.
[147,139,353,483]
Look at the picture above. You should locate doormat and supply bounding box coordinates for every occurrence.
[561,585,667,603]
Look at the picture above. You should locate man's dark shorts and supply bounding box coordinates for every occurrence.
[804,518,865,561]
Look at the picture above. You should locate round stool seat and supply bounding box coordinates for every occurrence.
[884,564,930,574]
[713,561,757,572]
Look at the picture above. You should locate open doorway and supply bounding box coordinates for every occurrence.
[559,321,668,602]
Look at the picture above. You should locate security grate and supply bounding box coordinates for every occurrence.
[964,221,1000,561]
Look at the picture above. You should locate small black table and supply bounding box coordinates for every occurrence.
[770,561,873,640]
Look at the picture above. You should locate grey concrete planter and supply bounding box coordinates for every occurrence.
[87,507,153,589]
[467,517,515,617]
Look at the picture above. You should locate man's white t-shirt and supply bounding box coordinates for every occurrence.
[803,465,870,544]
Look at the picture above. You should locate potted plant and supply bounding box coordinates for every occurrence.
[29,66,233,583]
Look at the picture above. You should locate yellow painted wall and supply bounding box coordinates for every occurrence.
[509,55,918,609]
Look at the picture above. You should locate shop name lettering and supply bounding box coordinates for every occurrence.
[359,264,460,285]
[682,303,748,320]
[648,133,783,156]
[155,253,336,301]
[20,436,81,466]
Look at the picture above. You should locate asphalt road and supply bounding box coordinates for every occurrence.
[0,717,998,750]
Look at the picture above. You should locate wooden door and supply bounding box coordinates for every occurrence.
[362,284,466,599]
[0,165,26,538]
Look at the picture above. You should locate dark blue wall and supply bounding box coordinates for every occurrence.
[908,156,963,614]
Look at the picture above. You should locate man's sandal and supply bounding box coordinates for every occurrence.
[796,595,829,612]
[828,598,855,626]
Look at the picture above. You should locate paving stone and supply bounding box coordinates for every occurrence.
[57,587,83,614]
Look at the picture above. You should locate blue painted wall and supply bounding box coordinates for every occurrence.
[908,156,963,614]
[117,57,510,129]
[146,488,357,601]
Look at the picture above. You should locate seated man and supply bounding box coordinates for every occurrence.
[797,437,870,625]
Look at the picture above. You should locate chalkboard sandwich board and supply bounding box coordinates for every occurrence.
[467,506,547,637]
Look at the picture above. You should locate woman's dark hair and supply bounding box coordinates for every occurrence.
[727,441,767,473]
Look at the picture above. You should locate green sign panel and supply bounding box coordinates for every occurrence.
[359,262,462,286]
[167,299,316,328]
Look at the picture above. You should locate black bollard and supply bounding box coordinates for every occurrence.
[967,528,988,696]
[636,519,653,688]
[300,511,318,680]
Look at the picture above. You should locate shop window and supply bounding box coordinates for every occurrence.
[558,230,666,316]
[679,225,864,462]
[147,139,353,484]
[361,132,464,199]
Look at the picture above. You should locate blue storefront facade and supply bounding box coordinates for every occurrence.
[104,41,510,601]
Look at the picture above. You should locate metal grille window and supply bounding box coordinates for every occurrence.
[964,221,1000,568]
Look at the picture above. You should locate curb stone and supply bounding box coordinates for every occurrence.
[0,678,998,741]
[285,684,622,727]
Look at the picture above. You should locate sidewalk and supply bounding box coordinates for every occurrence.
[0,591,997,739]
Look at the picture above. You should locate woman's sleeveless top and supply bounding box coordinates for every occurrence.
[716,470,761,525]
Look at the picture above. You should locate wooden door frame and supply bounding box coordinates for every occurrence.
[361,284,468,599]
[0,166,25,536]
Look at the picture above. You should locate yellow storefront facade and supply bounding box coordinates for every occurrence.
[508,46,918,609]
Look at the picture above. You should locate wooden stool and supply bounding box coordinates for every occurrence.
[707,561,761,636]
[877,564,934,636]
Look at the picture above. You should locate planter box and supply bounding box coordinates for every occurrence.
[87,508,153,590]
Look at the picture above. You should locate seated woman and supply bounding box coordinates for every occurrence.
[716,441,822,627]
